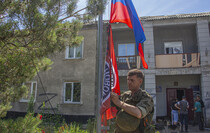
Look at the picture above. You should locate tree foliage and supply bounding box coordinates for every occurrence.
[0,0,106,118]
[0,113,42,133]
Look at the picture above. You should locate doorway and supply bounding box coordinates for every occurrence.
[177,89,184,101]
[166,88,194,120]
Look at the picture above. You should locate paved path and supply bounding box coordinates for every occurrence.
[157,125,210,133]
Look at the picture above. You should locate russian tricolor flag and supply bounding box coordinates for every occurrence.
[110,0,148,69]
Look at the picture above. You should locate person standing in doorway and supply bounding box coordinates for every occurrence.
[193,96,204,130]
[175,96,189,132]
[197,95,205,126]
[171,99,179,126]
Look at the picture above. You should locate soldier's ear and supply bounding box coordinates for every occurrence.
[139,78,143,84]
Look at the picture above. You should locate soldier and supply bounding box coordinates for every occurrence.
[111,69,154,133]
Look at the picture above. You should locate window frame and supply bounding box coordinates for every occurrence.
[63,82,81,104]
[164,41,183,54]
[20,81,37,103]
[65,41,84,59]
[118,43,135,56]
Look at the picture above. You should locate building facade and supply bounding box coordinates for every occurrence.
[9,24,98,123]
[112,12,210,125]
[9,12,210,125]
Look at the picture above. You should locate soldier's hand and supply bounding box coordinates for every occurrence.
[111,92,121,107]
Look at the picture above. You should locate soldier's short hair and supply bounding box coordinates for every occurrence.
[127,69,144,79]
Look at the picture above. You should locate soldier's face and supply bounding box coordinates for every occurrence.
[127,75,142,91]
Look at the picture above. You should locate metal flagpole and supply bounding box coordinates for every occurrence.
[96,8,103,133]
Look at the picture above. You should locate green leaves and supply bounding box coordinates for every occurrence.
[87,0,107,17]
[67,0,78,16]
[0,113,42,133]
[56,20,83,47]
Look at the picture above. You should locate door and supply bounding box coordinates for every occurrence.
[166,88,177,118]
[166,88,194,120]
[186,88,194,120]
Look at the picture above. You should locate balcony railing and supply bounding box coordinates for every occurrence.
[156,53,200,68]
[116,53,200,70]
[116,55,142,70]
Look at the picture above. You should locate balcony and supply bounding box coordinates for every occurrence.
[156,53,200,68]
[116,55,142,70]
[116,53,200,70]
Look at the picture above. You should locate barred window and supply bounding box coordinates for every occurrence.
[64,82,81,103]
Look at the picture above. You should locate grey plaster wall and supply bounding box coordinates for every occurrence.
[144,70,156,119]
[197,20,210,126]
[10,26,98,116]
[197,20,210,66]
[202,70,210,126]
[154,24,198,55]
[144,22,155,69]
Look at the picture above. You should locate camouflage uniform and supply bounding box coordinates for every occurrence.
[115,89,154,133]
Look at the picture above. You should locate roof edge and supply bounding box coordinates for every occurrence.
[140,12,210,21]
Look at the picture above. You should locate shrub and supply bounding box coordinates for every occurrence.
[0,113,42,133]
[57,123,88,133]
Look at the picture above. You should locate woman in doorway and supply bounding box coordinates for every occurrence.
[171,99,179,126]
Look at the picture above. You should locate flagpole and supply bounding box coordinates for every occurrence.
[96,9,103,133]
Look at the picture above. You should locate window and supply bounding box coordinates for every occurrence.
[117,43,135,65]
[20,81,37,102]
[164,42,183,54]
[64,82,81,103]
[65,42,83,59]
[118,43,135,56]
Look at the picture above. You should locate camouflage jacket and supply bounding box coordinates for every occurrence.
[115,89,154,133]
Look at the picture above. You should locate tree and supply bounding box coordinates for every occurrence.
[0,0,107,118]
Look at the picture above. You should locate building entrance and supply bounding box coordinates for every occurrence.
[177,89,184,101]
[166,88,194,120]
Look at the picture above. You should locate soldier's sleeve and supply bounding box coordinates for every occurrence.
[136,91,154,118]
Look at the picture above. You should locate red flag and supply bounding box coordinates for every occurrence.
[101,113,107,133]
[101,25,120,121]
[110,0,148,69]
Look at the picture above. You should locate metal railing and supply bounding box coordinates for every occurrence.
[116,55,142,70]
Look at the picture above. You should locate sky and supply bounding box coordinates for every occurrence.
[77,0,210,20]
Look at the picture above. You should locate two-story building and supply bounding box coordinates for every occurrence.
[112,12,210,125]
[8,12,210,126]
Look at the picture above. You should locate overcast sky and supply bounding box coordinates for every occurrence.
[77,0,210,20]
